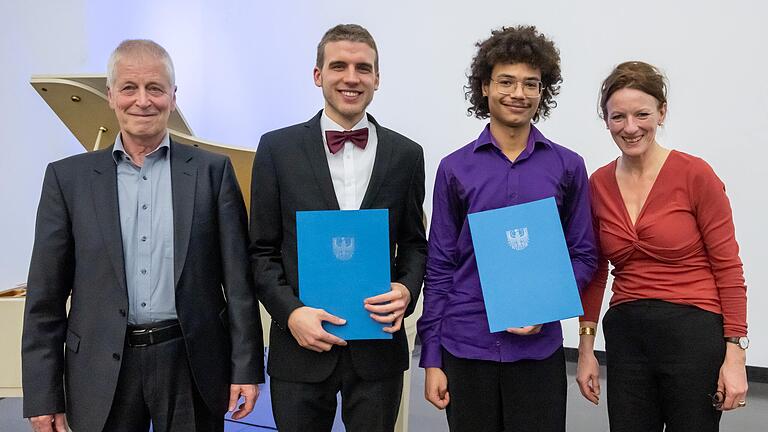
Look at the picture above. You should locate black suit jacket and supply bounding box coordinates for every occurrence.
[249,111,427,382]
[22,141,264,432]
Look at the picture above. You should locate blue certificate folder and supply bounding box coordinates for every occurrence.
[296,209,392,340]
[467,197,583,332]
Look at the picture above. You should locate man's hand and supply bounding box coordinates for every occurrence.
[505,324,543,335]
[364,282,411,333]
[424,367,450,410]
[228,384,260,420]
[29,413,68,432]
[287,306,347,352]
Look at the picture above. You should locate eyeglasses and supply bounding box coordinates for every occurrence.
[489,78,543,97]
[710,391,724,409]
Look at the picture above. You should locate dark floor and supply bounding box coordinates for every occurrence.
[3,351,766,431]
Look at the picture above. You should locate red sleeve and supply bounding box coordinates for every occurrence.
[689,159,747,336]
[580,176,608,323]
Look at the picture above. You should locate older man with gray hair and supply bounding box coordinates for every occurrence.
[22,39,263,432]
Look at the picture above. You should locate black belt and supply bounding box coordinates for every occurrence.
[127,320,182,347]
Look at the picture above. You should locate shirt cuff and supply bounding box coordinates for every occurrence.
[418,341,443,369]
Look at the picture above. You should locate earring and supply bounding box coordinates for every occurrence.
[658,122,664,126]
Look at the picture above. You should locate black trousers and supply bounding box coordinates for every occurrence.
[442,346,567,432]
[101,335,222,432]
[270,346,403,432]
[603,300,726,432]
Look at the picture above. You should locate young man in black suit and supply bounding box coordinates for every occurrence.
[249,24,427,432]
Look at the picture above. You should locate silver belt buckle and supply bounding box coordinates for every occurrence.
[130,327,155,347]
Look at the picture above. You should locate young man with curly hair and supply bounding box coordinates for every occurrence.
[417,26,597,432]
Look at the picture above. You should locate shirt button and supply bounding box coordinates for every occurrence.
[142,175,148,180]
[140,269,147,275]
[142,204,148,210]
[141,235,147,242]
[113,353,121,361]
[119,309,126,317]
[141,302,147,307]
[495,341,501,346]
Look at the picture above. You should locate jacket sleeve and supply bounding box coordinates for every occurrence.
[249,137,304,329]
[217,158,265,383]
[22,163,73,417]
[394,145,427,317]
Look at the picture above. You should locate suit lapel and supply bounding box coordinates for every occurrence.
[360,114,392,209]
[170,141,197,288]
[91,148,128,295]
[300,111,340,210]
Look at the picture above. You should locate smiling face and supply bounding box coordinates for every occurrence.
[482,63,541,129]
[314,40,379,129]
[107,54,176,148]
[605,88,666,157]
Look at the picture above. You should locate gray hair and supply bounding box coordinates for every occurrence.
[106,39,175,88]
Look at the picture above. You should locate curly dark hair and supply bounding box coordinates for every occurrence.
[466,25,562,123]
[599,61,667,120]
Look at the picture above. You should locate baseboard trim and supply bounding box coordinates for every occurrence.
[563,347,768,383]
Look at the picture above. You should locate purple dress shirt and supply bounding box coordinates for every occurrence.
[417,124,597,368]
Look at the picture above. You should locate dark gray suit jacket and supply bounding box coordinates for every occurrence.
[249,111,427,383]
[22,141,264,432]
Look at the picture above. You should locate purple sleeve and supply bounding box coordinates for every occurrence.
[417,161,460,368]
[562,156,597,291]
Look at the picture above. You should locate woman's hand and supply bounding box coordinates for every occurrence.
[576,321,600,405]
[717,343,748,410]
[576,351,601,405]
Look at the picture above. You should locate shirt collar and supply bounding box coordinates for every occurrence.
[472,123,553,154]
[112,132,171,164]
[320,110,370,145]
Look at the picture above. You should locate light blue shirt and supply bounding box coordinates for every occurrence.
[113,133,176,325]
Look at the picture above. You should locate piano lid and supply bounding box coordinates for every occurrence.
[30,74,255,209]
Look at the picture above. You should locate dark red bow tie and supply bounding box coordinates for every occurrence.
[325,128,369,154]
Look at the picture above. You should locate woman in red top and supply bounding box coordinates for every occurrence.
[576,61,748,431]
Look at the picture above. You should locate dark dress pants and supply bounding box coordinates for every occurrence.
[603,300,726,432]
[270,346,403,432]
[100,335,222,432]
[442,346,567,432]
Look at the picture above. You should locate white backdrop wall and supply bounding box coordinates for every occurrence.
[2,0,766,366]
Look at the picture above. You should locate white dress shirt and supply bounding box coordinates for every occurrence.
[321,111,378,210]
